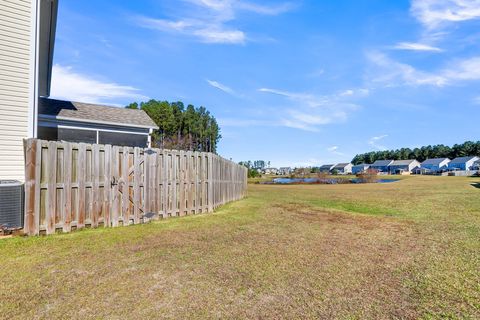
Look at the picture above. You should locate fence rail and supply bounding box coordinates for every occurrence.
[23,139,247,235]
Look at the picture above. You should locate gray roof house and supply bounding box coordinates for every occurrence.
[0,1,159,181]
[369,160,394,173]
[38,98,158,147]
[389,159,421,174]
[319,164,335,173]
[420,158,451,173]
[448,156,480,171]
[352,163,370,174]
[332,163,353,174]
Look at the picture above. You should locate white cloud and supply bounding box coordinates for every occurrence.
[137,1,292,44]
[50,65,147,104]
[366,51,480,87]
[327,146,345,156]
[368,135,388,151]
[393,42,443,52]
[443,56,480,80]
[411,0,480,29]
[473,96,480,104]
[259,87,364,131]
[206,79,236,95]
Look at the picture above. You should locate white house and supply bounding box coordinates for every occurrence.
[332,163,352,174]
[389,159,421,174]
[278,167,292,175]
[0,1,157,181]
[0,0,58,181]
[420,158,450,173]
[263,168,279,175]
[448,156,480,171]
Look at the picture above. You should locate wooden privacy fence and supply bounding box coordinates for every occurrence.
[23,139,247,236]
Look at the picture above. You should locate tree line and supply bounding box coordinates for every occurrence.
[352,141,480,165]
[126,100,221,153]
[238,160,271,178]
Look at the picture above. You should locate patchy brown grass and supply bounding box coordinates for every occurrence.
[0,176,479,319]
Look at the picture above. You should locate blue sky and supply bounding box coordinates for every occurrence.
[50,0,480,167]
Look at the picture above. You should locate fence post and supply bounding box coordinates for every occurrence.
[104,145,112,227]
[63,142,72,232]
[24,139,41,236]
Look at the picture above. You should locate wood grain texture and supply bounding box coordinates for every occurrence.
[22,139,247,235]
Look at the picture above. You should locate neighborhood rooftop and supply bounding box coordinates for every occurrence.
[450,156,479,163]
[391,159,419,165]
[421,158,450,165]
[333,163,351,169]
[371,160,393,166]
[39,98,159,129]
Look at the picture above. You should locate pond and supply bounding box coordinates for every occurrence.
[268,178,400,185]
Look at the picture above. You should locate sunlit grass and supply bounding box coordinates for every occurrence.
[0,176,478,319]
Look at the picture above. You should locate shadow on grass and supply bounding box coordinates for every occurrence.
[471,183,480,189]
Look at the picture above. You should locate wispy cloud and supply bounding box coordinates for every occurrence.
[137,1,293,44]
[368,135,388,151]
[50,65,147,104]
[327,146,345,156]
[367,51,480,87]
[259,87,366,131]
[206,79,237,95]
[393,42,443,52]
[411,0,480,30]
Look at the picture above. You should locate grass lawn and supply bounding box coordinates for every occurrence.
[1,176,479,319]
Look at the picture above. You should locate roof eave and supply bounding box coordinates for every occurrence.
[38,0,59,97]
[39,114,159,130]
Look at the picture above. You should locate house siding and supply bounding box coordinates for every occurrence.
[0,0,36,181]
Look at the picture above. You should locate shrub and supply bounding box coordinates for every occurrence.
[356,169,378,183]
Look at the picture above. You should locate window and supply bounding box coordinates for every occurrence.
[58,128,97,144]
[37,126,58,141]
[98,131,148,148]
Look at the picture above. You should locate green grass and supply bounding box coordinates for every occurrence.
[0,176,479,319]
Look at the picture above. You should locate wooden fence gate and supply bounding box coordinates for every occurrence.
[23,139,247,236]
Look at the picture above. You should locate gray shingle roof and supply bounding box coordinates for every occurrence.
[421,158,450,165]
[450,156,479,164]
[333,163,351,169]
[390,159,419,166]
[371,160,393,166]
[320,164,335,169]
[39,98,158,129]
[353,163,369,168]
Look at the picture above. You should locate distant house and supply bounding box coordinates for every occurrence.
[332,163,353,174]
[352,163,370,174]
[420,158,451,173]
[448,156,480,171]
[319,164,335,173]
[38,98,158,148]
[389,159,421,174]
[264,168,279,175]
[278,167,292,175]
[473,160,480,171]
[369,160,394,173]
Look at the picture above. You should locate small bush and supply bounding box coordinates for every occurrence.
[356,169,379,183]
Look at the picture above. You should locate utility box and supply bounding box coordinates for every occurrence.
[0,180,24,228]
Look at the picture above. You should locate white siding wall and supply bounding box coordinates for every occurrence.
[0,0,35,181]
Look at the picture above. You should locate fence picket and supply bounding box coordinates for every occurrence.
[23,139,247,235]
